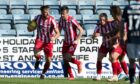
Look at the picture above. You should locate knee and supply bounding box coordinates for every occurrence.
[109,57,113,62]
[112,58,116,62]
[63,53,72,62]
[97,54,104,61]
[34,50,40,56]
[46,57,52,63]
[111,53,119,60]
[98,56,102,61]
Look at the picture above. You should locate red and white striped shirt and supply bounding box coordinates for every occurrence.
[94,22,114,48]
[34,15,57,43]
[59,16,80,44]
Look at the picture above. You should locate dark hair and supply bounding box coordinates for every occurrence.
[40,5,49,11]
[60,6,69,12]
[110,6,122,16]
[99,13,108,20]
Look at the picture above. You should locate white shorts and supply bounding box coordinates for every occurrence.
[126,43,140,59]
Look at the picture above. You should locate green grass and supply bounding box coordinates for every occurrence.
[0,78,139,84]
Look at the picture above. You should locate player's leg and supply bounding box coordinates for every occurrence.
[68,44,82,74]
[40,57,52,79]
[34,39,43,69]
[93,45,108,80]
[108,52,120,81]
[63,52,82,80]
[120,45,129,76]
[108,45,123,82]
[109,55,123,77]
[93,45,109,80]
[138,58,140,83]
[64,52,82,74]
[109,54,123,78]
[127,43,136,84]
[135,44,140,83]
[129,58,136,84]
[40,43,53,79]
[118,55,129,81]
[62,42,75,80]
[63,53,74,80]
[94,52,106,80]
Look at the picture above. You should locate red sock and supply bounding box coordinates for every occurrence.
[67,66,74,77]
[97,61,102,74]
[42,62,50,74]
[121,61,128,75]
[112,62,117,75]
[71,58,80,65]
[64,62,74,77]
[116,61,123,75]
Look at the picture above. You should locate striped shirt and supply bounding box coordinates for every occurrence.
[59,16,80,44]
[110,20,127,45]
[94,22,113,48]
[34,15,57,43]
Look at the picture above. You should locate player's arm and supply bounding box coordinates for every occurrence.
[75,25,84,44]
[92,25,100,39]
[72,19,83,44]
[106,34,119,42]
[122,7,128,42]
[123,23,128,42]
[50,19,60,41]
[52,26,60,41]
[93,33,100,37]
[105,29,120,42]
[58,20,62,35]
[108,23,128,43]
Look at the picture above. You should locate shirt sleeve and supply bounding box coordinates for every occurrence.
[94,25,100,33]
[51,18,57,29]
[58,19,62,32]
[34,15,39,21]
[124,22,128,32]
[122,6,129,23]
[71,18,80,28]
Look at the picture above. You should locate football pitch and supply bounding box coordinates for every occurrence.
[0,78,139,84]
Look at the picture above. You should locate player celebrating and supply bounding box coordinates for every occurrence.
[59,6,83,80]
[27,5,60,79]
[123,0,140,84]
[93,13,114,80]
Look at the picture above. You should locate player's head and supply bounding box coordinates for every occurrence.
[110,6,122,21]
[40,5,50,19]
[60,6,69,20]
[99,13,108,25]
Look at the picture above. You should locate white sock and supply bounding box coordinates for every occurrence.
[97,74,101,78]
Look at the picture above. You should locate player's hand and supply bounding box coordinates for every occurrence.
[73,40,78,44]
[92,35,96,40]
[50,37,56,41]
[113,43,119,49]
